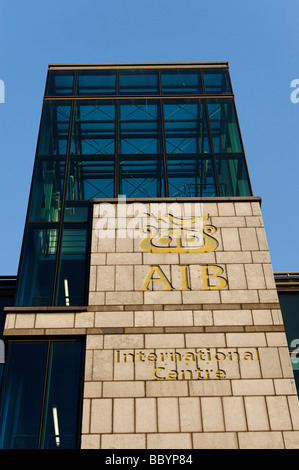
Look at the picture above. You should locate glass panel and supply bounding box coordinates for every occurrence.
[207,99,242,153]
[41,341,83,449]
[15,226,59,306]
[71,101,115,155]
[63,202,90,222]
[76,71,116,95]
[0,342,48,449]
[215,155,251,196]
[37,102,71,156]
[118,157,165,198]
[45,71,74,96]
[0,340,83,449]
[167,156,216,197]
[163,99,210,154]
[278,292,299,350]
[118,100,161,154]
[161,69,202,94]
[55,225,88,306]
[28,158,65,222]
[119,70,159,95]
[67,157,114,199]
[202,69,232,94]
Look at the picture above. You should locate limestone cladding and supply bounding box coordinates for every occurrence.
[4,200,299,449]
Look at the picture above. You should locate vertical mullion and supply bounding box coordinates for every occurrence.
[204,99,220,196]
[52,99,74,305]
[37,341,51,449]
[114,94,119,196]
[159,70,168,197]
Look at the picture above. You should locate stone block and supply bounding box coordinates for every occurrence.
[179,397,202,432]
[147,433,192,449]
[90,399,112,433]
[103,381,145,397]
[113,398,135,433]
[223,397,247,431]
[238,432,284,449]
[136,398,157,433]
[266,396,292,430]
[201,397,225,432]
[193,432,238,449]
[101,434,146,449]
[239,228,259,250]
[157,398,180,432]
[244,396,269,430]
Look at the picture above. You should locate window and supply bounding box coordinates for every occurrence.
[28,158,66,223]
[71,101,115,155]
[45,71,74,96]
[37,102,72,156]
[0,339,84,449]
[118,156,165,198]
[167,156,216,197]
[16,226,59,306]
[119,70,159,95]
[118,100,162,154]
[15,223,89,307]
[67,157,114,199]
[215,154,251,196]
[202,69,232,94]
[207,99,243,153]
[163,99,210,154]
[76,71,116,95]
[161,69,202,95]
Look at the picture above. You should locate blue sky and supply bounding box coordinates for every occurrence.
[0,0,298,274]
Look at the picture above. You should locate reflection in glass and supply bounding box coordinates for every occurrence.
[76,71,116,95]
[161,69,203,94]
[63,202,90,222]
[119,70,158,95]
[55,225,88,306]
[37,102,71,156]
[71,101,115,155]
[167,156,216,197]
[118,157,165,198]
[207,99,242,153]
[46,71,74,96]
[0,342,48,448]
[163,100,210,154]
[67,157,114,199]
[28,158,65,222]
[215,155,251,196]
[40,341,83,449]
[0,340,83,449]
[119,100,161,154]
[15,226,59,306]
[202,69,232,94]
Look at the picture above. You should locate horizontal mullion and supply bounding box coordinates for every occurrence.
[44,94,234,101]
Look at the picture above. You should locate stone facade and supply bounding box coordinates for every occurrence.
[4,198,299,449]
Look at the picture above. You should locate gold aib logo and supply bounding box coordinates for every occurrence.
[140,213,218,254]
[139,213,227,291]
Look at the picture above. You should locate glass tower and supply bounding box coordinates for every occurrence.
[15,62,252,308]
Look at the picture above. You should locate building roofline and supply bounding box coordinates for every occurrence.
[48,61,229,70]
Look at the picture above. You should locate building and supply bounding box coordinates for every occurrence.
[0,62,299,449]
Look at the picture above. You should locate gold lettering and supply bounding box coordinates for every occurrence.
[140,266,173,291]
[180,265,190,290]
[146,352,157,362]
[153,367,165,380]
[201,265,228,290]
[167,369,178,380]
[215,369,226,379]
[184,352,196,361]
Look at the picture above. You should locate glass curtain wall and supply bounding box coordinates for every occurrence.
[0,339,84,449]
[15,64,252,307]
